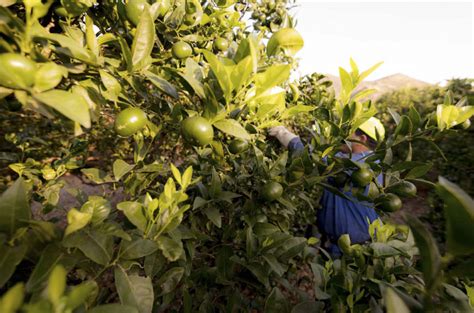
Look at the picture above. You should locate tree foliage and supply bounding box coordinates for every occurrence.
[0,1,473,312]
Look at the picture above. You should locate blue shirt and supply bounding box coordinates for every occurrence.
[288,137,380,255]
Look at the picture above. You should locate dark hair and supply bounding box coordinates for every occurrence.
[355,129,377,149]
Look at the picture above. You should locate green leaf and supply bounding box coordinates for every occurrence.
[339,67,353,93]
[255,64,291,95]
[193,197,208,210]
[170,163,182,185]
[118,37,133,72]
[88,304,139,313]
[384,287,410,313]
[202,50,233,101]
[408,105,421,129]
[178,59,206,99]
[32,31,97,65]
[95,222,131,241]
[144,252,165,279]
[209,167,222,198]
[358,61,383,82]
[0,283,24,313]
[120,238,158,260]
[27,244,64,292]
[291,301,324,313]
[203,207,221,228]
[63,230,113,265]
[114,267,154,313]
[116,202,147,232]
[181,166,193,189]
[281,104,315,119]
[254,223,280,236]
[99,69,121,100]
[277,237,307,262]
[81,196,111,225]
[66,281,98,310]
[405,216,441,289]
[457,106,474,123]
[145,71,179,99]
[85,15,98,55]
[370,242,405,258]
[0,178,30,237]
[216,246,234,281]
[464,283,474,308]
[81,168,115,184]
[155,236,183,262]
[213,119,251,140]
[87,303,139,313]
[131,9,155,71]
[269,151,288,176]
[256,91,286,120]
[349,57,359,81]
[405,163,431,179]
[351,88,376,102]
[436,176,474,256]
[437,104,457,130]
[34,89,91,128]
[262,254,287,276]
[264,287,290,313]
[0,244,27,288]
[64,208,92,237]
[47,265,67,305]
[113,160,135,181]
[156,267,184,296]
[230,56,253,92]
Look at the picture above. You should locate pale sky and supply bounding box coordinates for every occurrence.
[292,1,473,84]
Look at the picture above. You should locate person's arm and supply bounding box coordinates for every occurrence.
[287,137,304,152]
[268,126,304,153]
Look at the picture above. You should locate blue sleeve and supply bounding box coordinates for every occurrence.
[287,137,304,152]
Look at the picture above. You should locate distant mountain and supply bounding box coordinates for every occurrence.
[323,73,431,100]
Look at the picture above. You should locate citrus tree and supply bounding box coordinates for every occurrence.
[0,1,473,312]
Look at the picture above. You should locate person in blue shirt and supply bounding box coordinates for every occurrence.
[269,117,385,256]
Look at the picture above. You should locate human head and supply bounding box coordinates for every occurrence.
[358,117,385,142]
[340,117,385,153]
[340,131,372,153]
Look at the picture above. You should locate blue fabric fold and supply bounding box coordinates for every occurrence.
[288,137,381,256]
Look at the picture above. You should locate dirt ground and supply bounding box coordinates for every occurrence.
[32,173,127,229]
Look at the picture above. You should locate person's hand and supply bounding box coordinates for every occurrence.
[268,126,298,147]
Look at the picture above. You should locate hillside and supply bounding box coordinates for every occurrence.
[324,73,431,100]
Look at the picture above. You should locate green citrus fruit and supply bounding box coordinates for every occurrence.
[228,139,249,154]
[125,0,149,26]
[181,116,214,146]
[0,53,37,89]
[375,193,402,212]
[213,38,229,51]
[114,107,148,137]
[351,168,373,187]
[267,28,304,57]
[386,181,417,198]
[172,41,192,59]
[261,181,283,201]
